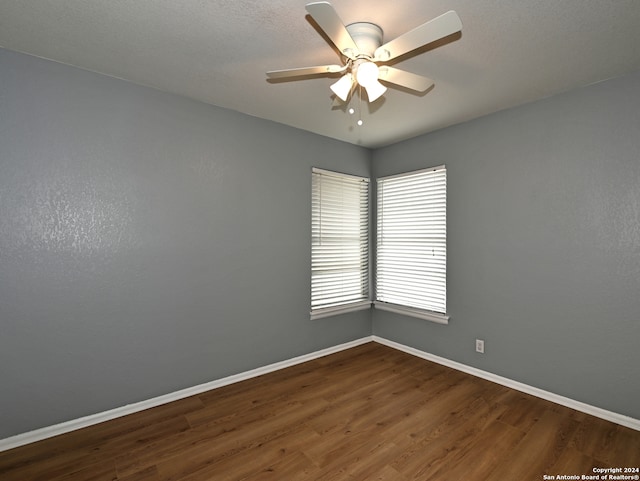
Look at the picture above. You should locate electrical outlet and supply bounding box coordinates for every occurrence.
[475,339,485,353]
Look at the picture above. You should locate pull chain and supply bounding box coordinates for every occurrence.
[345,85,363,127]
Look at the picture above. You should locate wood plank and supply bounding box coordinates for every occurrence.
[1,416,190,481]
[485,408,581,480]
[429,420,526,481]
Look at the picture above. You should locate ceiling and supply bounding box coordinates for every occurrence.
[1,1,639,149]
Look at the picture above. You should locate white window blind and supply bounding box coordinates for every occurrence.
[311,168,370,318]
[376,166,447,319]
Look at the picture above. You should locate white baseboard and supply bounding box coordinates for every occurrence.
[2,334,638,453]
[372,336,640,432]
[0,336,372,453]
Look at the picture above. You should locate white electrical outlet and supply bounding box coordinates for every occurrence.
[475,339,485,353]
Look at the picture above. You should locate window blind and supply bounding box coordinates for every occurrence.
[311,168,370,317]
[376,166,447,315]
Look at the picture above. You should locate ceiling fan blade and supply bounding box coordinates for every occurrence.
[306,1,358,59]
[374,10,462,62]
[267,64,347,79]
[378,66,434,92]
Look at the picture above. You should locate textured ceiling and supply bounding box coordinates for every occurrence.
[1,0,639,148]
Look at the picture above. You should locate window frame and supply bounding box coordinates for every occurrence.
[310,167,371,320]
[374,165,449,324]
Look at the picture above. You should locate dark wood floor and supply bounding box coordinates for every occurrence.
[1,342,638,480]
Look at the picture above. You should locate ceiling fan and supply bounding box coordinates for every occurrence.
[266,1,462,103]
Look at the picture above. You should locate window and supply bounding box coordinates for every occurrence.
[375,166,449,324]
[311,168,370,319]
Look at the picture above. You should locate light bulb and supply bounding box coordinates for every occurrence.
[357,119,363,126]
[348,107,355,115]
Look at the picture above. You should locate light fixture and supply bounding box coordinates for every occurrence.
[267,5,463,107]
[355,61,387,102]
[330,61,387,104]
[362,80,386,102]
[355,62,378,87]
[330,73,354,101]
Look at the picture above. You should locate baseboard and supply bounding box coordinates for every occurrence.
[0,336,373,453]
[372,336,640,432]
[3,334,638,452]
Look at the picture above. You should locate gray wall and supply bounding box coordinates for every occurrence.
[1,46,638,440]
[372,71,640,419]
[0,49,371,438]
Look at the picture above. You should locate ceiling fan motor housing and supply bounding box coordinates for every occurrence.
[345,22,383,58]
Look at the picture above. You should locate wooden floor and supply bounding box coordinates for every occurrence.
[1,342,638,481]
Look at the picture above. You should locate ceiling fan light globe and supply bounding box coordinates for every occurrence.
[355,61,380,88]
[330,73,353,101]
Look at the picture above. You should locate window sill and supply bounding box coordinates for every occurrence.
[373,301,449,325]
[310,300,372,320]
